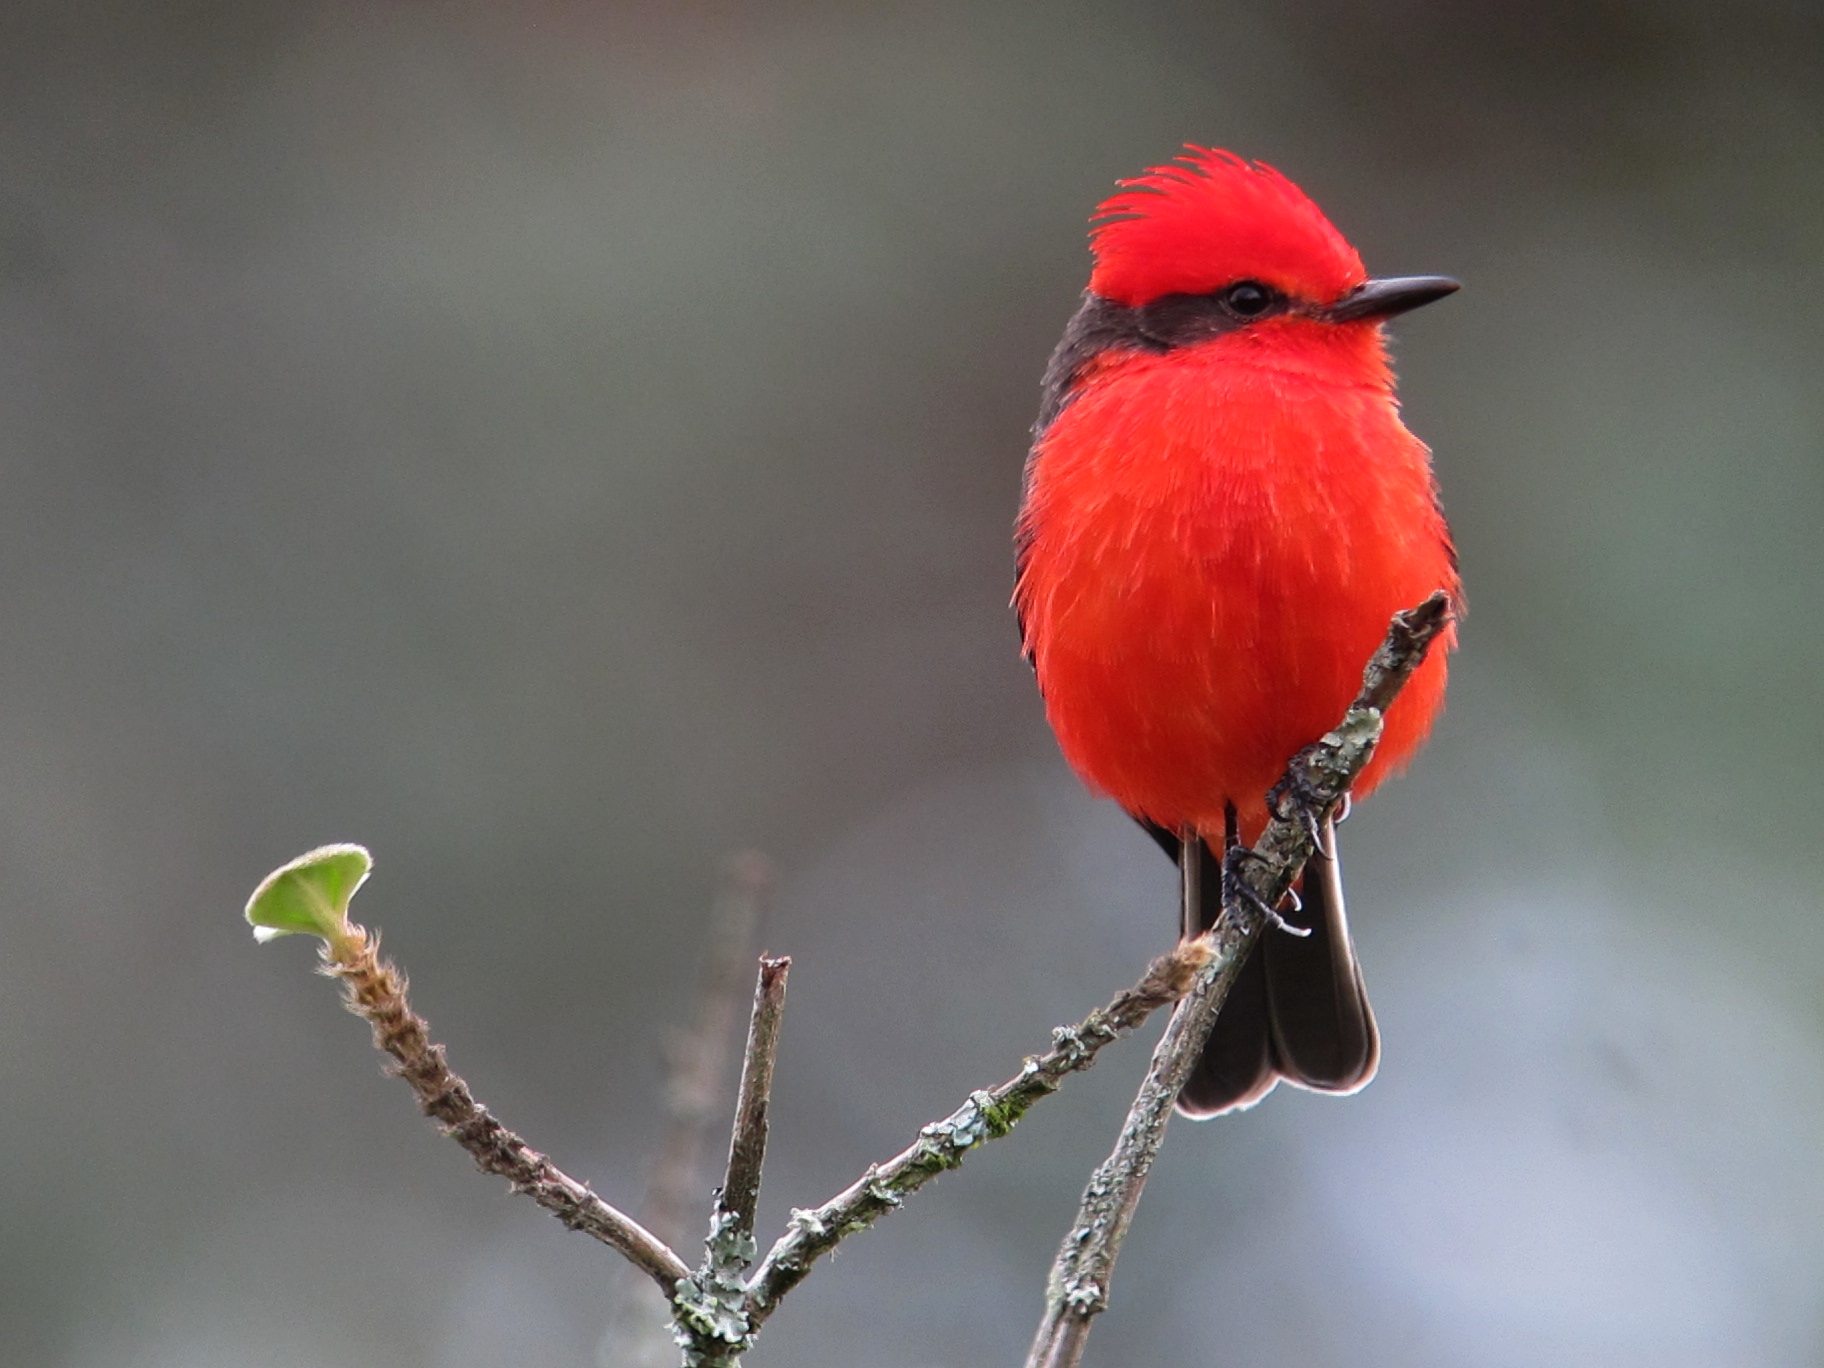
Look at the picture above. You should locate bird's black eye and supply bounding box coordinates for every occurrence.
[1220,281,1277,319]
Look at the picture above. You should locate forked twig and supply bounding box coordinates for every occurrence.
[256,595,1453,1368]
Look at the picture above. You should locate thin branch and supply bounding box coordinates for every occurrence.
[670,955,794,1368]
[608,855,771,1368]
[741,938,1215,1326]
[320,924,693,1294]
[1358,590,1455,713]
[718,956,791,1248]
[1024,924,1263,1368]
[1025,591,1456,1368]
[641,854,773,1252]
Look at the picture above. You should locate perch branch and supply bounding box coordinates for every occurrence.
[319,924,692,1294]
[1024,590,1455,1368]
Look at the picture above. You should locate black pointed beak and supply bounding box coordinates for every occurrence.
[1323,275,1460,324]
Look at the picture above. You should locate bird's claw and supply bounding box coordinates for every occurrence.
[1220,845,1313,939]
[1267,769,1338,858]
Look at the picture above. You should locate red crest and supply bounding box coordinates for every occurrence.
[1088,147,1365,307]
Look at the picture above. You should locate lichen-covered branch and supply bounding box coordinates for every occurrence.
[1025,591,1455,1368]
[319,924,692,1294]
[741,938,1214,1327]
[1024,925,1263,1368]
[670,955,792,1368]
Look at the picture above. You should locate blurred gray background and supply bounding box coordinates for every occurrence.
[4,2,1822,1365]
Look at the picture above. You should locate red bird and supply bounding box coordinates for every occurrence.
[1015,148,1459,1115]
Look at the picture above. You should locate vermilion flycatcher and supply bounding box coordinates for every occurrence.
[1015,148,1459,1115]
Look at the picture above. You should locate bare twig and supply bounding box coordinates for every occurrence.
[319,924,692,1294]
[608,855,772,1368]
[742,938,1214,1327]
[641,854,773,1251]
[1025,592,1455,1368]
[719,956,791,1247]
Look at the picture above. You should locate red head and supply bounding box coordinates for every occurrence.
[1088,147,1366,308]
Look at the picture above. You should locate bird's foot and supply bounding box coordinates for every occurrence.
[1266,769,1341,858]
[1221,845,1312,939]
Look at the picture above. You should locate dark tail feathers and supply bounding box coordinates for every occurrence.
[1171,815,1380,1118]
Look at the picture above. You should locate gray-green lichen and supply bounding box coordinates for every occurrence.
[673,1209,759,1366]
